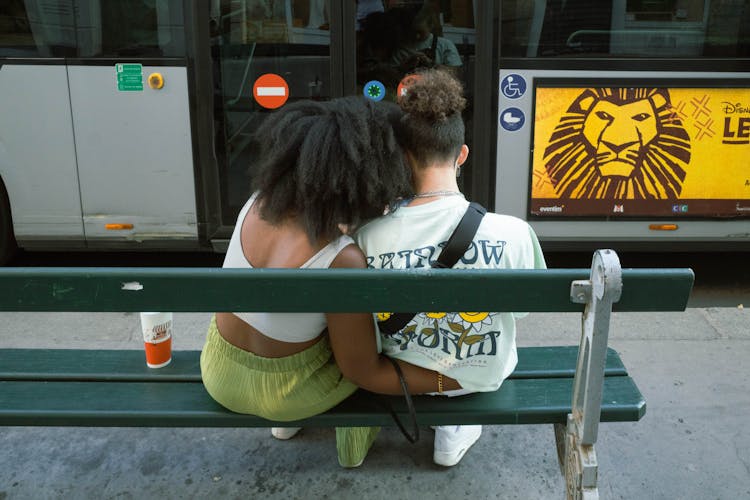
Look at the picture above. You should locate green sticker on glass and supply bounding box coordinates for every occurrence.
[116,63,143,91]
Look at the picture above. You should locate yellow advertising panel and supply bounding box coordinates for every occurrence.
[530,84,750,217]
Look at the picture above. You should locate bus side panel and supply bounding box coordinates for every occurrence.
[67,65,198,246]
[495,69,750,246]
[0,64,84,244]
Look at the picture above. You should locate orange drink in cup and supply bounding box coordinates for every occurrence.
[139,312,173,368]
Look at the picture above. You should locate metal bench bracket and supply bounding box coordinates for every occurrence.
[556,249,622,500]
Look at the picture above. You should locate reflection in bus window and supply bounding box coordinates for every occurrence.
[388,5,462,71]
[704,0,750,56]
[358,2,472,86]
[355,0,476,194]
[610,0,709,56]
[357,0,383,30]
[0,0,41,57]
[0,0,75,57]
[77,0,185,57]
[0,0,185,58]
[211,0,331,224]
[501,0,750,57]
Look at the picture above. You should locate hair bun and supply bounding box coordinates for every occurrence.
[399,70,466,122]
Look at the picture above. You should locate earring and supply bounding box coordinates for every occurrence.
[455,165,461,178]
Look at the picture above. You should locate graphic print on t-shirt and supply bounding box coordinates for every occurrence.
[365,239,507,269]
[382,311,502,366]
[373,239,507,365]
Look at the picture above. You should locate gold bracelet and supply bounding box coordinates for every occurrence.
[437,372,444,394]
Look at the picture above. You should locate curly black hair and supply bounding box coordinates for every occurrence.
[398,69,467,167]
[250,97,412,243]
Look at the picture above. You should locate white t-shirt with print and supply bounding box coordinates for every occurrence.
[355,196,546,392]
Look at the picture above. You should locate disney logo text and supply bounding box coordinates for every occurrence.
[722,102,750,114]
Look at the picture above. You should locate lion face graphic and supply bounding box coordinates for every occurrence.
[543,88,691,199]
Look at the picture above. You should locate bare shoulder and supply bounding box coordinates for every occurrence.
[330,243,367,269]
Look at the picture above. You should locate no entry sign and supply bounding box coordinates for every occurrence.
[397,74,422,102]
[253,74,289,109]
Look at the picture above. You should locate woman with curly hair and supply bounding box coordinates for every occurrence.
[355,69,546,466]
[200,96,463,468]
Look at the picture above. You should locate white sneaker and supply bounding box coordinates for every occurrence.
[271,427,302,440]
[433,425,481,466]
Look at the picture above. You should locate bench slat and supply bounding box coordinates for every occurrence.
[0,376,645,427]
[0,347,628,382]
[0,267,694,313]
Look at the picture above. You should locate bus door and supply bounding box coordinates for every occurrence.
[206,0,491,246]
[208,0,336,239]
[68,0,197,248]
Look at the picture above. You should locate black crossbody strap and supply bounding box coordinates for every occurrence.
[377,202,486,335]
[432,202,487,268]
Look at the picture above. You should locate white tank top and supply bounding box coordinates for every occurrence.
[223,193,355,343]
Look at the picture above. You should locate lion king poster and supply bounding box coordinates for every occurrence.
[530,85,750,218]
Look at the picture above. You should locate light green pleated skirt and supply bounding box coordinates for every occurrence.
[200,316,378,467]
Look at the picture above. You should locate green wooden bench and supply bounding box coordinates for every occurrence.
[0,249,693,499]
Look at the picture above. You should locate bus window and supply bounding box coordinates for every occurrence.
[704,0,750,56]
[0,1,185,58]
[75,0,186,58]
[210,0,332,225]
[501,0,750,58]
[355,0,478,198]
[0,0,76,57]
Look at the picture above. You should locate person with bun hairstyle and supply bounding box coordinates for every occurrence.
[355,70,546,467]
[200,96,464,468]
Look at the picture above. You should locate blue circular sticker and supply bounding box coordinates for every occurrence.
[363,80,386,102]
[500,107,525,132]
[501,74,526,99]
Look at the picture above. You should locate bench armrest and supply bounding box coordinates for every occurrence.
[570,248,622,445]
[559,249,623,498]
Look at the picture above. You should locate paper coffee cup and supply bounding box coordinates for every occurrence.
[140,312,173,368]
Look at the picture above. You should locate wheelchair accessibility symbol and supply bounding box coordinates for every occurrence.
[501,74,526,99]
[500,107,525,132]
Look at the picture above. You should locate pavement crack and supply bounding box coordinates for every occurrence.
[696,308,728,339]
[735,433,750,477]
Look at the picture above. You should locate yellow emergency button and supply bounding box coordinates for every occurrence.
[148,73,164,90]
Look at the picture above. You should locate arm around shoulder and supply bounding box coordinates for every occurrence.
[325,244,461,395]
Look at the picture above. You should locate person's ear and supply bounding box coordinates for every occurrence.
[456,144,469,166]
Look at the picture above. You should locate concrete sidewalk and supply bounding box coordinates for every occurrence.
[1,307,748,500]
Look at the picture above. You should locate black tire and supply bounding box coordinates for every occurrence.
[0,179,17,265]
